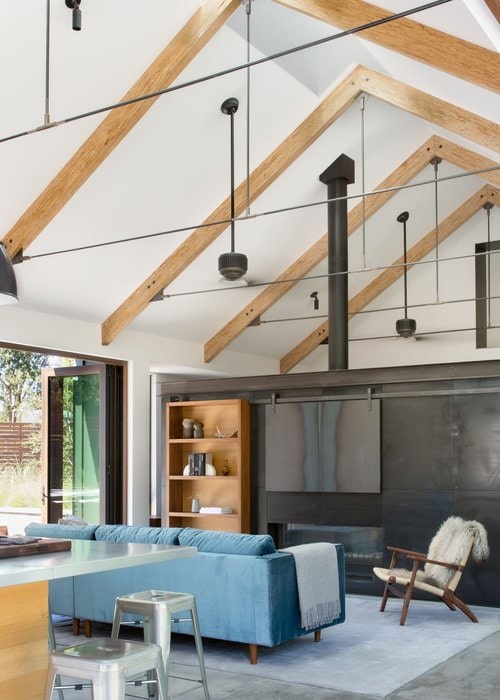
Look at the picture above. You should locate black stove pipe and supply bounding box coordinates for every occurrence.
[319,154,355,370]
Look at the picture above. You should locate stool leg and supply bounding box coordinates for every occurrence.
[150,607,171,700]
[190,602,210,700]
[154,660,168,700]
[110,603,122,640]
[43,667,57,700]
[93,666,125,700]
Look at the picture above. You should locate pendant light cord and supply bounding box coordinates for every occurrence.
[245,1,252,216]
[229,106,236,252]
[360,94,367,268]
[44,0,51,125]
[485,202,494,327]
[431,156,442,302]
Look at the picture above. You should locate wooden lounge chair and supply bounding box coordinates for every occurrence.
[373,516,489,625]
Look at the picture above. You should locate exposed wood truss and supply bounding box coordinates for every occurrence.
[1,0,240,259]
[204,136,500,362]
[484,0,500,22]
[103,65,500,345]
[280,185,499,374]
[100,67,361,345]
[273,0,500,93]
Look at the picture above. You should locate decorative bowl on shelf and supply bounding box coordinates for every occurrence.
[214,426,238,438]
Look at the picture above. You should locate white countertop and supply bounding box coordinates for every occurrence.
[0,539,196,587]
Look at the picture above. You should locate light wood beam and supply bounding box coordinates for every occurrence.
[205,137,500,362]
[204,136,436,362]
[280,185,498,373]
[103,64,499,345]
[2,0,240,259]
[101,69,362,345]
[484,0,500,22]
[273,0,500,93]
[434,137,500,187]
[359,66,500,151]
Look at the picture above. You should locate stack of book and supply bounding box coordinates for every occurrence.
[188,453,207,475]
[199,506,233,514]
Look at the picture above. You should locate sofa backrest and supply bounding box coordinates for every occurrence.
[24,522,99,540]
[94,524,183,545]
[177,527,276,555]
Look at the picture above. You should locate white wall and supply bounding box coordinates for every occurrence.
[0,305,278,524]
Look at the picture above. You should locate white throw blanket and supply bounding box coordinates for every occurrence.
[280,542,341,630]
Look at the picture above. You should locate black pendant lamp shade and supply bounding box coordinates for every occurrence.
[0,243,18,305]
[395,211,416,338]
[218,97,248,282]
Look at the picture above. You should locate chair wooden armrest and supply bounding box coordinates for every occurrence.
[404,553,461,571]
[387,546,427,559]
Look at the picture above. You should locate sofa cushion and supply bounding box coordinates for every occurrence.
[178,528,276,555]
[94,524,182,545]
[24,522,99,540]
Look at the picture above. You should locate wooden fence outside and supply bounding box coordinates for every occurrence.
[0,423,41,466]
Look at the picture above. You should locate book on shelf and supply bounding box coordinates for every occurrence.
[189,452,207,475]
[199,506,233,514]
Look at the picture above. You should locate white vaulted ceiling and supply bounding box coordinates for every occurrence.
[0,0,499,375]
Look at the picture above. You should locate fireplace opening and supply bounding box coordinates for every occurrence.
[278,523,383,562]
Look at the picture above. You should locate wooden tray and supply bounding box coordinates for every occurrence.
[0,538,72,559]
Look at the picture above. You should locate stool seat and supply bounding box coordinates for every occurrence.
[44,637,167,700]
[112,589,210,699]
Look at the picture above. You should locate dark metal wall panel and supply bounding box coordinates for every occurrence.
[382,396,454,490]
[453,394,500,490]
[382,489,454,558]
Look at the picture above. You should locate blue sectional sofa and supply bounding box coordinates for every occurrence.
[25,523,345,663]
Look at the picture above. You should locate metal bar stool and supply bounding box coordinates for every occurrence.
[111,590,210,699]
[44,637,168,700]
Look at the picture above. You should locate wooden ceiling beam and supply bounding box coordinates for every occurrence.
[101,68,362,345]
[104,64,499,345]
[204,136,436,362]
[280,185,499,373]
[273,0,500,93]
[359,66,500,151]
[205,135,500,362]
[2,0,240,259]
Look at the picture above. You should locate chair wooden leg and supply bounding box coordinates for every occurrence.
[84,619,92,637]
[72,618,80,636]
[443,591,478,622]
[380,582,391,612]
[400,562,419,626]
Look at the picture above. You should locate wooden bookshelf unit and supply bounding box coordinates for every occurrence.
[166,399,249,533]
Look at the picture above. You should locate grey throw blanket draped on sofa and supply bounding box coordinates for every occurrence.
[280,542,341,630]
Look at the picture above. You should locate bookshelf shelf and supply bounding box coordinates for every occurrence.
[165,399,249,533]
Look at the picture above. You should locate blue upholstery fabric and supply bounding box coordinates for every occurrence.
[178,527,276,555]
[35,523,345,651]
[24,522,98,540]
[94,524,182,545]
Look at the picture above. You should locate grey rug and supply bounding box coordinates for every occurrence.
[169,594,500,697]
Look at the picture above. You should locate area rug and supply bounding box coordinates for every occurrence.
[169,594,500,697]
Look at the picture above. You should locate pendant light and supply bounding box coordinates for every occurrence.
[0,243,18,305]
[395,211,416,338]
[218,97,248,282]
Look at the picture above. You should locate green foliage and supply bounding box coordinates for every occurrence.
[0,349,49,422]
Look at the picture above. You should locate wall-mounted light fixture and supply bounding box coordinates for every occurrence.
[65,0,82,31]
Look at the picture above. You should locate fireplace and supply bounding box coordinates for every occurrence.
[280,523,383,560]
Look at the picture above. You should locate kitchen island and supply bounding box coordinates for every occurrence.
[0,538,196,698]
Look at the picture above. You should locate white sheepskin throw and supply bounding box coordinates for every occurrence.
[391,516,489,590]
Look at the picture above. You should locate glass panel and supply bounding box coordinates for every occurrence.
[48,373,101,523]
